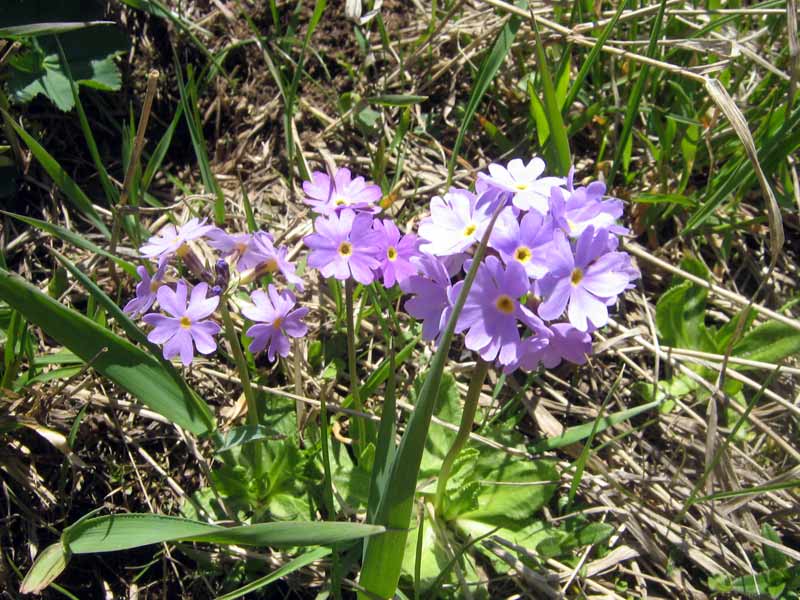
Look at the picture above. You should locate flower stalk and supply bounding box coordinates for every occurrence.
[345,279,369,453]
[434,358,490,512]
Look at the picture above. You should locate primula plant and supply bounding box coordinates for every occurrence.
[21,156,633,597]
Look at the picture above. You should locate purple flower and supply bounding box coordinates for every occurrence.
[140,218,214,266]
[403,254,457,344]
[418,188,494,256]
[549,172,627,237]
[478,157,565,214]
[514,323,591,371]
[302,168,383,216]
[304,210,381,284]
[205,228,259,270]
[456,256,547,366]
[537,227,634,331]
[489,208,555,279]
[142,281,221,365]
[245,232,305,291]
[372,219,420,288]
[243,285,309,361]
[123,263,167,317]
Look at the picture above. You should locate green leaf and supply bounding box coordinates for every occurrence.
[216,547,332,600]
[1,211,135,276]
[366,94,428,106]
[733,321,800,368]
[215,425,285,453]
[63,513,383,553]
[529,400,662,453]
[0,21,114,38]
[19,542,70,594]
[0,268,214,435]
[655,258,714,350]
[7,26,127,111]
[447,10,522,182]
[531,19,571,175]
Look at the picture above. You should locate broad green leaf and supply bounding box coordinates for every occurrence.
[447,10,522,182]
[2,120,110,237]
[19,542,70,594]
[7,26,127,111]
[0,269,214,435]
[655,257,715,351]
[733,321,800,368]
[63,513,383,553]
[1,211,136,276]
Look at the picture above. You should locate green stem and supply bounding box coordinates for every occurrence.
[345,279,368,452]
[220,299,262,473]
[434,358,490,512]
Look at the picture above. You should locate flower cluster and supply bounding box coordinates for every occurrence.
[125,218,307,365]
[413,158,638,372]
[129,157,635,373]
[300,159,638,373]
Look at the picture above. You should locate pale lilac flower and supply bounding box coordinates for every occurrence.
[457,256,547,366]
[549,172,626,237]
[123,264,167,317]
[489,208,555,279]
[514,323,591,371]
[140,218,214,266]
[537,228,634,331]
[243,285,309,361]
[302,168,382,216]
[304,210,381,284]
[418,188,494,256]
[246,232,305,291]
[372,219,419,288]
[142,281,221,365]
[205,228,259,270]
[403,254,457,344]
[478,157,565,214]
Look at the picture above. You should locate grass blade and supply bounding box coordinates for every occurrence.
[608,0,667,185]
[3,114,110,238]
[446,12,522,183]
[531,19,571,176]
[216,547,332,600]
[1,211,137,277]
[0,268,215,435]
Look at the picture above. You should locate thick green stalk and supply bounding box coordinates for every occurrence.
[358,197,507,599]
[345,279,369,453]
[434,358,490,512]
[220,300,262,474]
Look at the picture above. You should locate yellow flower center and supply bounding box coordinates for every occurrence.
[570,268,584,285]
[566,219,577,233]
[338,241,353,257]
[495,294,515,315]
[263,258,279,273]
[273,317,283,330]
[334,197,349,206]
[175,243,190,258]
[514,246,532,263]
[179,316,192,329]
[463,223,477,237]
[236,241,249,253]
[515,183,528,191]
[387,246,398,261]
